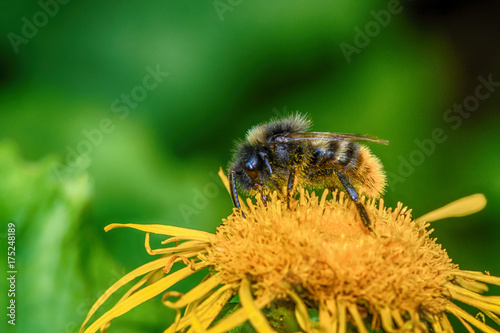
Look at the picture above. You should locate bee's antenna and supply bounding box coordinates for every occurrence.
[258,152,273,175]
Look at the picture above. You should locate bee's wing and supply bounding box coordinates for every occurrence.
[280,132,389,145]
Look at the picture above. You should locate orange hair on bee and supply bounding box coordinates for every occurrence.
[350,145,387,198]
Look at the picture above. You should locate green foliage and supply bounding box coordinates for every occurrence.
[0,141,91,332]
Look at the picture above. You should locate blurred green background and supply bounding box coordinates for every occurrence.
[1,1,500,332]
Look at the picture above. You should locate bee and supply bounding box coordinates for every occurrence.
[227,113,388,230]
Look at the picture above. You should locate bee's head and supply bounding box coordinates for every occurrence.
[231,144,273,190]
[243,150,260,178]
[242,147,273,175]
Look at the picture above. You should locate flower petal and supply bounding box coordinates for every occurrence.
[337,301,347,333]
[483,310,500,327]
[146,233,208,255]
[239,278,276,333]
[447,302,500,333]
[164,284,236,332]
[451,270,500,286]
[379,307,397,333]
[83,263,207,333]
[416,194,486,223]
[447,284,500,315]
[206,295,271,333]
[105,223,214,242]
[164,273,223,309]
[318,299,336,332]
[347,304,368,333]
[288,289,317,333]
[455,276,490,294]
[80,256,170,332]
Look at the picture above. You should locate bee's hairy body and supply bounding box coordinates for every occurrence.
[228,114,387,230]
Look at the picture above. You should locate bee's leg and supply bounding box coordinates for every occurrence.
[335,170,372,231]
[256,185,267,207]
[286,168,296,208]
[229,169,245,218]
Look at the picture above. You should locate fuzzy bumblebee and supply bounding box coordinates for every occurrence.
[228,113,388,230]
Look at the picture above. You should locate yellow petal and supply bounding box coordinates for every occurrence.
[455,276,490,294]
[206,295,271,333]
[146,233,208,255]
[80,256,170,332]
[416,194,487,223]
[218,167,230,194]
[118,268,162,304]
[105,223,214,242]
[83,263,207,333]
[347,304,368,333]
[447,302,500,333]
[187,287,235,332]
[451,270,500,287]
[456,314,476,333]
[288,289,317,333]
[430,315,444,333]
[447,284,500,315]
[164,273,223,309]
[447,283,500,308]
[188,310,205,333]
[483,310,500,327]
[165,284,236,333]
[239,278,276,333]
[318,300,336,333]
[441,313,455,332]
[337,301,347,333]
[379,307,397,333]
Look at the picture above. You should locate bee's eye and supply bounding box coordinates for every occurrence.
[244,155,259,171]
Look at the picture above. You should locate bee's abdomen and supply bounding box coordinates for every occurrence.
[311,141,358,168]
[347,145,386,198]
[335,141,359,169]
[309,142,386,198]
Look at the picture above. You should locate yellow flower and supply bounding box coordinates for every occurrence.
[80,169,500,333]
